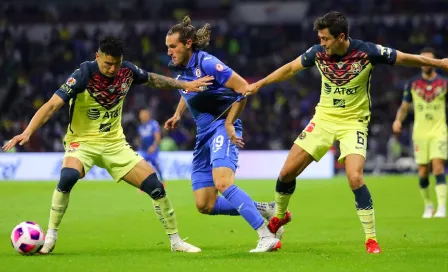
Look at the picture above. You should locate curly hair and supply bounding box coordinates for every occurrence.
[99,35,124,57]
[313,11,349,40]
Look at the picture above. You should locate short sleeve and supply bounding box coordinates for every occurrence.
[363,42,397,66]
[124,61,149,84]
[402,81,413,102]
[301,45,321,68]
[201,55,233,86]
[55,64,88,102]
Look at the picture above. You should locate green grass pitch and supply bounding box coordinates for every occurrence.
[1,176,448,272]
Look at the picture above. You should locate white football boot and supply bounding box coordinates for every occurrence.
[40,229,58,254]
[433,206,446,218]
[171,238,202,253]
[422,205,434,219]
[249,237,282,253]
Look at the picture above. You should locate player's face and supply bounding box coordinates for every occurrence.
[96,52,123,77]
[421,52,435,74]
[166,33,193,66]
[317,28,344,55]
[139,110,151,123]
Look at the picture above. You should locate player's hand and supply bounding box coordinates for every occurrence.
[148,145,156,154]
[164,115,180,130]
[183,76,214,92]
[392,120,402,135]
[225,123,244,148]
[245,82,263,96]
[2,132,31,151]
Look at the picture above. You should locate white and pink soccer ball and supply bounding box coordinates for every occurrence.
[11,222,45,255]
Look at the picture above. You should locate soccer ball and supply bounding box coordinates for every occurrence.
[11,222,45,255]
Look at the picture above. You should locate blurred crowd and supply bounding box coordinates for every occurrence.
[1,1,448,166]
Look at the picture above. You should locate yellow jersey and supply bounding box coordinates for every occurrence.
[301,39,397,123]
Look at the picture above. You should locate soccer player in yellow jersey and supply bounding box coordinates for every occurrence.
[393,48,447,219]
[2,36,214,254]
[244,11,448,253]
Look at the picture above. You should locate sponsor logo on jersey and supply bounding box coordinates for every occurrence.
[86,109,100,120]
[99,123,112,132]
[67,142,80,153]
[333,99,346,108]
[298,132,306,140]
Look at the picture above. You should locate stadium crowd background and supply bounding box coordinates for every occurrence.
[0,0,447,171]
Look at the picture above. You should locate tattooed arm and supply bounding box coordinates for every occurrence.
[147,73,213,92]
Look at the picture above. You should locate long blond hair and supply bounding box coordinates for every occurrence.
[167,16,211,50]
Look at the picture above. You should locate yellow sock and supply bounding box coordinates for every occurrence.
[48,190,70,230]
[435,184,447,208]
[357,208,376,241]
[274,192,292,219]
[152,196,178,235]
[420,188,433,206]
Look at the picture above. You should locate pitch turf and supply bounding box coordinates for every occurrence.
[1,176,448,272]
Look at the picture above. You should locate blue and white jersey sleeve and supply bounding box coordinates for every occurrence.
[201,55,233,86]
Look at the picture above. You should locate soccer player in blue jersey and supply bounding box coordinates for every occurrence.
[163,16,282,252]
[245,11,448,254]
[138,108,164,182]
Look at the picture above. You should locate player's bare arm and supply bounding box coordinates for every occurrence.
[149,131,161,153]
[147,72,214,91]
[224,72,248,148]
[2,94,65,151]
[395,51,448,70]
[392,101,411,134]
[246,55,306,96]
[164,97,187,130]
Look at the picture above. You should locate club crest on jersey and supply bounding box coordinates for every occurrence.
[350,62,362,74]
[66,77,76,87]
[121,82,129,92]
[195,68,202,78]
[108,85,117,94]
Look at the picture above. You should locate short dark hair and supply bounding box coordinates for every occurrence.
[421,47,436,57]
[167,16,211,50]
[99,35,124,57]
[313,11,349,40]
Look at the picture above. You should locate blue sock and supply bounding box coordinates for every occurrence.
[211,196,262,216]
[222,185,264,230]
[211,196,240,216]
[436,174,446,185]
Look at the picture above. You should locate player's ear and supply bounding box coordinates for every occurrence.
[95,52,99,60]
[185,39,193,49]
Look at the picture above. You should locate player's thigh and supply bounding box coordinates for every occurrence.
[413,138,430,165]
[210,123,240,191]
[193,186,218,213]
[102,141,153,185]
[337,125,368,164]
[63,141,99,178]
[191,139,215,192]
[429,138,447,163]
[279,144,314,181]
[294,119,335,163]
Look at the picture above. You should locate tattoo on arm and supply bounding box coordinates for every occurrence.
[147,73,184,90]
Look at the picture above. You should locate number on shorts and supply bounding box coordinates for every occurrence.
[213,135,225,152]
[356,131,365,146]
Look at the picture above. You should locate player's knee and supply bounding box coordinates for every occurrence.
[347,171,364,190]
[140,173,166,200]
[214,178,233,193]
[57,167,81,193]
[418,166,430,178]
[432,163,445,176]
[195,202,214,214]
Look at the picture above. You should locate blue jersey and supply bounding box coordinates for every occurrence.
[168,50,241,133]
[169,50,243,191]
[138,120,160,152]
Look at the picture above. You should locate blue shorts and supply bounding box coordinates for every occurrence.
[191,120,242,191]
[138,151,164,181]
